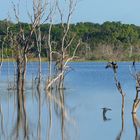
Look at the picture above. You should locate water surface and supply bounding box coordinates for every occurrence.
[0,62,139,140]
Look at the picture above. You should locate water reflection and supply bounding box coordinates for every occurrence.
[12,93,28,140]
[116,107,124,140]
[46,89,70,140]
[101,107,112,121]
[2,62,140,140]
[116,88,125,140]
[132,114,140,140]
[37,82,42,140]
[0,97,5,139]
[0,81,75,140]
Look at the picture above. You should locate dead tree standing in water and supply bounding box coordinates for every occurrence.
[46,0,80,90]
[32,0,47,90]
[130,61,140,114]
[8,1,45,121]
[106,62,125,139]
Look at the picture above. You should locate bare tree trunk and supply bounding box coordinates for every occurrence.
[16,57,23,117]
[58,73,64,90]
[0,40,4,71]
[37,83,42,140]
[22,53,28,138]
[36,27,42,90]
[130,63,140,114]
[46,0,79,90]
[129,45,133,58]
[106,62,125,140]
[132,85,140,114]
[47,21,53,90]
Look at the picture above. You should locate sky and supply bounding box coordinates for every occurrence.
[0,0,140,25]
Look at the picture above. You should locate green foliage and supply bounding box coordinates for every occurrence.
[0,20,140,61]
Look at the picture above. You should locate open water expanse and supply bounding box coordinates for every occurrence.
[0,62,140,140]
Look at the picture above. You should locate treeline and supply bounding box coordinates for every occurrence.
[0,20,140,61]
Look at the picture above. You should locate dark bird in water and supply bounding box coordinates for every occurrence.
[133,60,135,67]
[106,62,118,73]
[101,107,112,121]
[132,60,136,71]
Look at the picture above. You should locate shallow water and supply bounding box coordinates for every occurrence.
[0,62,140,140]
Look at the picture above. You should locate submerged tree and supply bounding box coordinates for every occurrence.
[130,62,140,114]
[46,0,80,90]
[5,0,47,120]
[106,62,125,108]
[106,62,125,140]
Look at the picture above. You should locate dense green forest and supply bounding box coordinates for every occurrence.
[0,20,140,61]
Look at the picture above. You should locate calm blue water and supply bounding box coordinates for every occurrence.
[0,62,139,140]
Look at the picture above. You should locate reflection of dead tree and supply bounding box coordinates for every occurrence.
[37,84,42,140]
[132,114,140,140]
[59,89,65,140]
[46,88,74,140]
[116,100,125,140]
[54,89,66,140]
[106,62,125,140]
[11,102,28,140]
[46,90,52,140]
[0,97,5,139]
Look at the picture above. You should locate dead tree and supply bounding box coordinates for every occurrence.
[130,62,140,114]
[106,62,125,140]
[0,21,10,74]
[8,0,46,119]
[46,0,80,90]
[32,0,47,90]
[0,37,4,71]
[106,62,125,106]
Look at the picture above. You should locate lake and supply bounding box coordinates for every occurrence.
[0,62,139,140]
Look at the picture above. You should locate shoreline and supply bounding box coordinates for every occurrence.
[1,58,136,63]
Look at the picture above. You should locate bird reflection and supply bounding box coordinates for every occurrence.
[101,107,112,121]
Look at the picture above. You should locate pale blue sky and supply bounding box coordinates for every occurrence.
[1,0,140,25]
